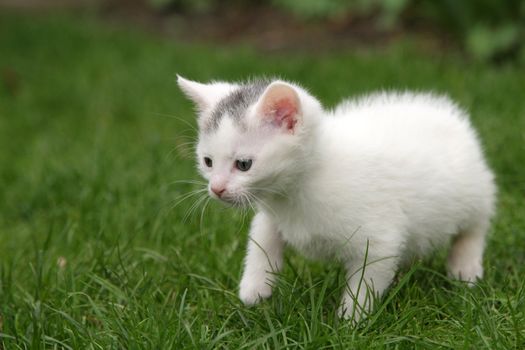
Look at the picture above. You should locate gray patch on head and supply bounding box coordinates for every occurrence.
[205,79,271,133]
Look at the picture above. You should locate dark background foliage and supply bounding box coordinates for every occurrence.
[149,0,525,62]
[3,0,524,63]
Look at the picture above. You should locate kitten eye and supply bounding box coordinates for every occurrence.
[204,157,213,168]
[235,159,252,172]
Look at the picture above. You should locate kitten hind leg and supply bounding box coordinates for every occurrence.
[447,223,488,283]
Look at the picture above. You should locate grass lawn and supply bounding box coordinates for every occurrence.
[1,12,524,349]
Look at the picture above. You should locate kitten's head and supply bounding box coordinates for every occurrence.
[177,76,322,206]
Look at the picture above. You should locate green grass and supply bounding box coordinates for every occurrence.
[1,12,524,349]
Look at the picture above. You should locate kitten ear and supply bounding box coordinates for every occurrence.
[177,75,212,111]
[177,75,233,112]
[256,82,301,133]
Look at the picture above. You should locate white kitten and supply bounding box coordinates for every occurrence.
[177,75,496,322]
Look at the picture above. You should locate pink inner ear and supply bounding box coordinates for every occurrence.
[268,98,298,132]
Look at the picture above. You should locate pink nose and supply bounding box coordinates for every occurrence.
[211,186,226,197]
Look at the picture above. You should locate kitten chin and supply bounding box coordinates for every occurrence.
[179,76,496,323]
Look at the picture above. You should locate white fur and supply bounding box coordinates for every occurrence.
[178,77,496,322]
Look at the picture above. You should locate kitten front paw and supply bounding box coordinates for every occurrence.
[239,277,273,306]
[337,300,362,325]
[338,290,374,324]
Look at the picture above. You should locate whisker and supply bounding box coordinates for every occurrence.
[243,192,257,213]
[166,140,197,160]
[176,129,199,139]
[199,197,211,231]
[182,193,209,223]
[168,179,207,186]
[246,191,277,217]
[247,186,286,197]
[150,111,198,134]
[170,134,199,146]
[234,197,250,237]
[175,141,197,149]
[168,188,208,210]
[172,186,207,197]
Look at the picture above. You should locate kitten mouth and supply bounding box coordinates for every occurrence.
[211,194,248,208]
[209,193,237,205]
[225,197,245,207]
[208,188,255,208]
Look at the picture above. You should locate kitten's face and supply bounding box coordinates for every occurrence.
[196,117,298,205]
[178,76,306,206]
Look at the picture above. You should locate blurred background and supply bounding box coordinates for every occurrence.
[2,0,525,63]
[1,1,525,348]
